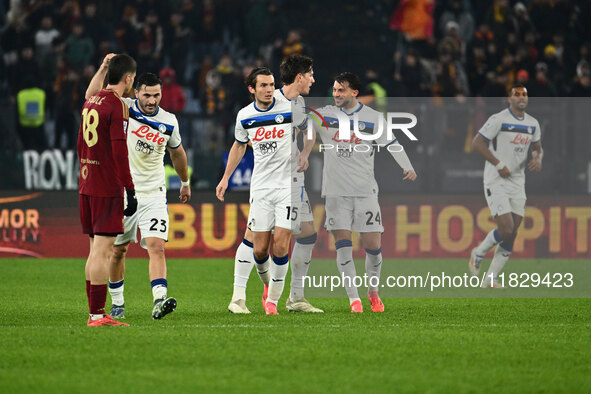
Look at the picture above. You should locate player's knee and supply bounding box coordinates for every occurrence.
[253,248,268,261]
[147,242,165,258]
[112,244,128,261]
[497,226,513,243]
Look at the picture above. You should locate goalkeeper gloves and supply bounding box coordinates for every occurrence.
[123,189,137,216]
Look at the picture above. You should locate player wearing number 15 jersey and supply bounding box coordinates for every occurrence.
[217,67,295,315]
[78,54,137,327]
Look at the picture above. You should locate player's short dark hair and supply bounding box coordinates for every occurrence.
[106,54,137,85]
[280,55,313,84]
[135,73,162,90]
[246,67,273,89]
[334,72,362,92]
[508,83,527,96]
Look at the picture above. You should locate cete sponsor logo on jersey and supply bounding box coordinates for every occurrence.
[131,125,166,145]
[252,126,285,141]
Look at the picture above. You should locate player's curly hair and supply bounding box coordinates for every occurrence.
[280,55,313,85]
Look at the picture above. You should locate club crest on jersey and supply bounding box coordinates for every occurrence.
[358,121,366,131]
[275,114,284,123]
[528,126,534,134]
[158,124,167,133]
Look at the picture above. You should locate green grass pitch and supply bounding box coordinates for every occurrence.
[0,258,590,393]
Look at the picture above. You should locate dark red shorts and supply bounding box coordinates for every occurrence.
[79,194,124,235]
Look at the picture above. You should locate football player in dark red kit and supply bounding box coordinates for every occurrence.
[78,53,138,326]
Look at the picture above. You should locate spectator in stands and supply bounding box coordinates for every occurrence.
[484,0,517,45]
[65,23,94,71]
[439,0,474,52]
[527,62,557,96]
[395,50,430,97]
[164,11,192,84]
[115,5,141,60]
[15,46,42,93]
[81,2,109,48]
[570,64,591,96]
[159,67,186,113]
[466,44,489,95]
[137,11,164,76]
[516,69,529,85]
[53,58,81,150]
[433,42,470,96]
[282,30,305,59]
[200,69,230,152]
[513,2,535,40]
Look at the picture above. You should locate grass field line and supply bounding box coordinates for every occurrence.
[4,322,590,329]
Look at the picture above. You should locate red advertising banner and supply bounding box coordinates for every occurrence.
[0,191,589,259]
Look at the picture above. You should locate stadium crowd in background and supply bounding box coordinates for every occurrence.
[1,0,590,153]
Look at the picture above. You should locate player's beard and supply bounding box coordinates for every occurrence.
[125,84,134,97]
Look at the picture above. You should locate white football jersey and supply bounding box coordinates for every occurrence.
[122,97,182,197]
[235,97,292,191]
[274,88,306,188]
[478,107,541,190]
[317,102,393,197]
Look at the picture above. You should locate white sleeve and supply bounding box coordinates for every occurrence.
[167,116,182,149]
[235,114,249,143]
[121,97,134,107]
[293,97,307,129]
[478,115,501,141]
[532,120,542,143]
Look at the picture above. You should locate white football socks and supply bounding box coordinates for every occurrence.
[290,233,316,299]
[476,229,502,256]
[486,242,512,281]
[232,239,255,301]
[365,248,382,293]
[336,240,360,303]
[151,278,167,301]
[254,254,270,286]
[108,280,124,306]
[267,254,289,305]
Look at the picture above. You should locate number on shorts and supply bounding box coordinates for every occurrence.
[286,206,298,221]
[81,108,99,147]
[366,211,381,225]
[150,218,167,233]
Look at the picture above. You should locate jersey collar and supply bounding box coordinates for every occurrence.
[340,102,363,116]
[508,106,525,121]
[279,88,291,101]
[254,97,275,112]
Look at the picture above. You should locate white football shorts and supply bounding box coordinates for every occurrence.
[484,183,526,217]
[290,186,314,235]
[248,188,293,232]
[115,195,169,248]
[324,195,384,233]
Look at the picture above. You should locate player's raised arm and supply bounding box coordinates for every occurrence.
[85,53,116,99]
[216,140,247,202]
